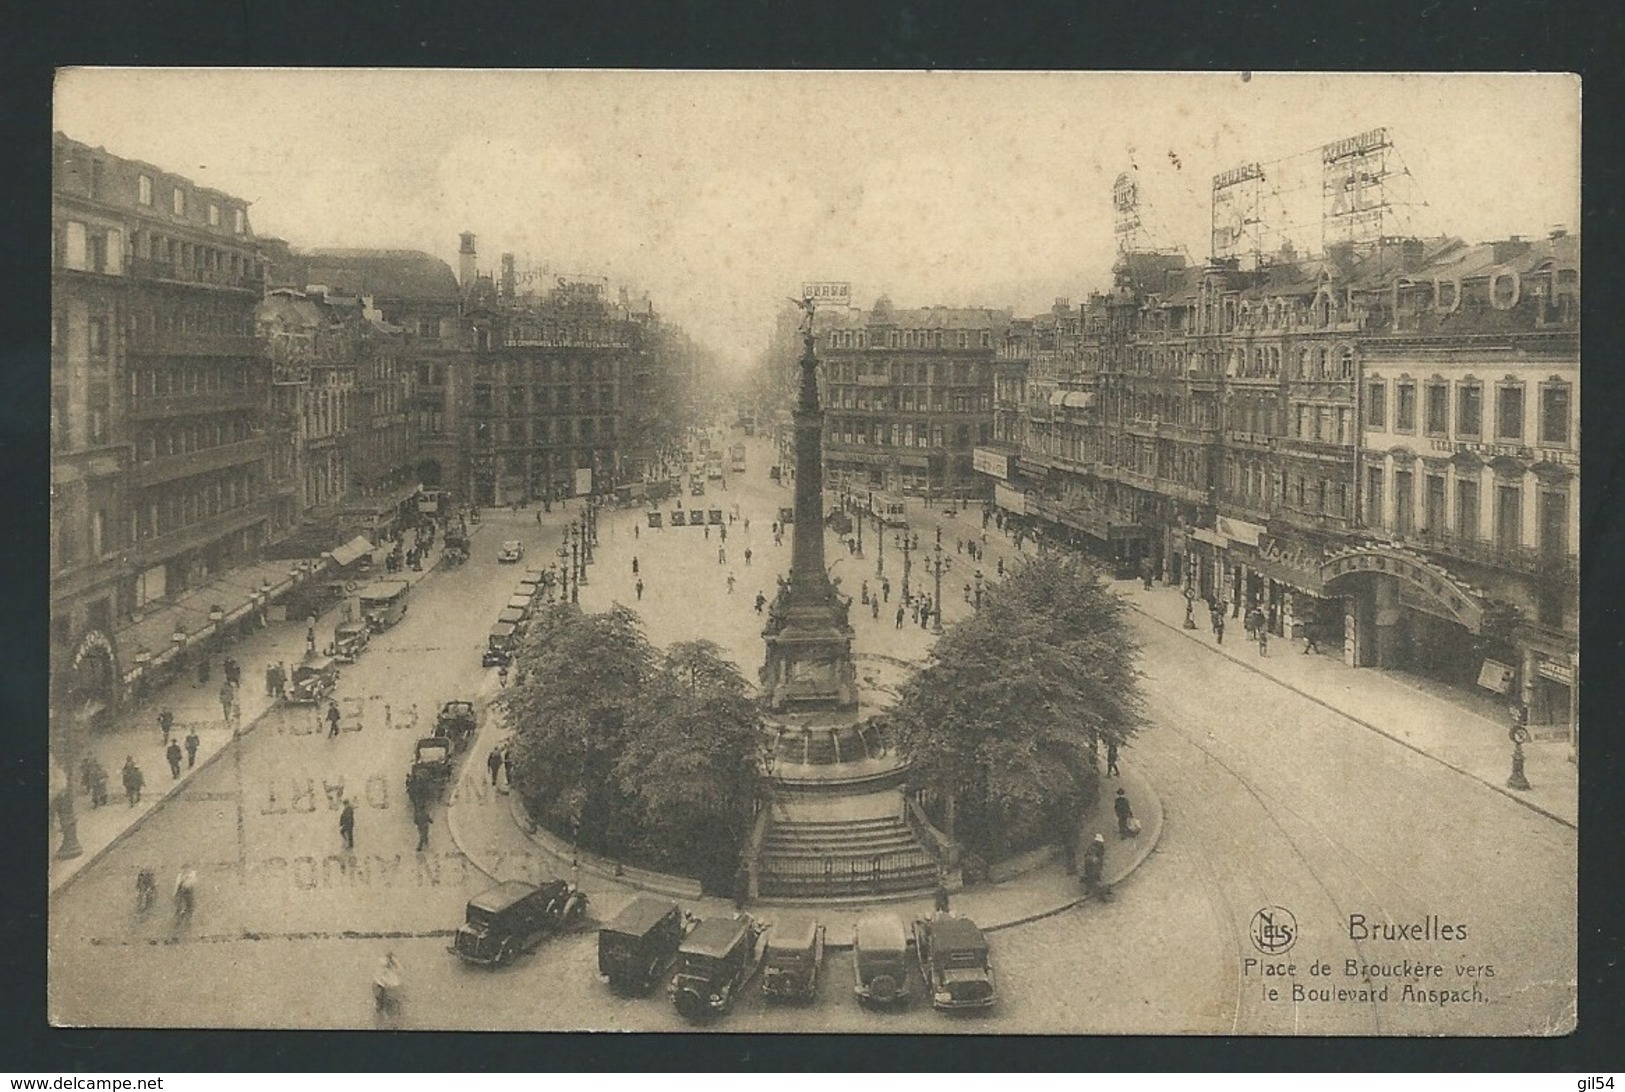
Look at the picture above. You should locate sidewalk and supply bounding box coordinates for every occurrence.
[447,705,1164,946]
[48,529,472,896]
[1116,578,1578,828]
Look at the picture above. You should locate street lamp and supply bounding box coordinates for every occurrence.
[875,498,885,577]
[897,531,913,603]
[571,540,581,602]
[929,543,947,634]
[973,568,984,610]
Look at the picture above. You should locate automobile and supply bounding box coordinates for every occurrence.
[913,913,997,1010]
[689,479,705,497]
[450,879,589,967]
[599,896,690,996]
[483,622,519,667]
[331,620,371,664]
[358,579,411,631]
[435,701,478,753]
[852,912,911,1007]
[407,736,454,805]
[760,917,825,1003]
[285,656,340,705]
[668,914,765,1023]
[505,593,534,618]
[498,540,525,564]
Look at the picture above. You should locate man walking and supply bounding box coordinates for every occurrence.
[1114,787,1135,838]
[635,578,645,601]
[1106,741,1120,777]
[755,591,767,614]
[414,807,432,851]
[326,700,342,739]
[339,799,355,850]
[1302,623,1320,654]
[1257,625,1269,657]
[882,577,891,603]
[1213,611,1225,645]
[219,681,236,726]
[726,573,736,594]
[871,597,880,621]
[274,662,287,699]
[184,726,200,769]
[487,746,503,787]
[159,707,175,747]
[895,604,905,630]
[265,663,278,697]
[744,547,752,567]
[165,739,183,780]
[121,756,144,806]
[631,556,639,576]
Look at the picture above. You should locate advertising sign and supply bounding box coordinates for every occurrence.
[994,482,1027,516]
[1477,658,1515,695]
[573,468,593,497]
[972,447,1010,480]
[1216,515,1264,547]
[802,282,851,309]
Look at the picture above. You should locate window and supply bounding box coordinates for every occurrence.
[1538,488,1568,558]
[138,174,153,206]
[1425,475,1446,535]
[1366,381,1386,428]
[1540,383,1571,445]
[1457,384,1482,438]
[88,317,108,357]
[208,203,221,227]
[1495,482,1522,548]
[1425,384,1449,435]
[63,220,88,270]
[1394,469,1414,533]
[234,208,246,234]
[172,187,185,216]
[1339,346,1355,378]
[1496,384,1525,441]
[1395,382,1416,432]
[1365,466,1384,527]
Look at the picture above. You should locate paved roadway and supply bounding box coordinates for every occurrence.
[49,432,1575,1034]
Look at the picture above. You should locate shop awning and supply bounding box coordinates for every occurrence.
[1189,528,1230,548]
[328,535,376,568]
[1060,392,1095,409]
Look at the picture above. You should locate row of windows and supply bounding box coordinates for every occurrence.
[129,469,264,544]
[826,421,985,449]
[829,388,992,414]
[471,384,618,413]
[1366,378,1572,446]
[1364,468,1569,555]
[128,363,258,398]
[829,329,994,350]
[472,358,616,383]
[825,361,990,385]
[472,417,617,445]
[1224,461,1351,519]
[134,172,247,234]
[134,416,256,463]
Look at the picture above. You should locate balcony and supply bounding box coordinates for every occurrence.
[128,256,263,293]
[129,387,265,420]
[1391,528,1577,586]
[128,331,258,357]
[133,502,272,567]
[127,436,271,488]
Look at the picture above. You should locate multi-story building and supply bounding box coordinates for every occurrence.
[52,132,275,728]
[818,300,1006,501]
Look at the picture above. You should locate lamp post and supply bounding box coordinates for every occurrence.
[930,543,947,634]
[571,540,581,602]
[1507,703,1532,790]
[875,496,885,577]
[898,531,913,603]
[974,568,984,610]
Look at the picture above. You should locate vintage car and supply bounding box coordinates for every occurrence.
[852,912,911,1007]
[483,621,519,667]
[913,913,997,1010]
[668,914,764,1023]
[435,701,477,753]
[331,620,371,664]
[505,592,534,618]
[358,579,411,631]
[498,539,525,564]
[286,656,340,705]
[599,896,689,995]
[497,606,528,630]
[407,736,454,805]
[518,570,546,594]
[689,479,705,497]
[760,917,825,1003]
[450,879,589,967]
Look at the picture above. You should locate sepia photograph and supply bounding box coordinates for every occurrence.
[46,69,1579,1035]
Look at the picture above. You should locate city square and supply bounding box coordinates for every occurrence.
[48,71,1578,1035]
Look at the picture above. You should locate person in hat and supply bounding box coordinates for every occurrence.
[184,726,201,769]
[1081,833,1108,896]
[1114,788,1135,838]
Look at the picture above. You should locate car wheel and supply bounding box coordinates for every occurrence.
[869,975,898,1004]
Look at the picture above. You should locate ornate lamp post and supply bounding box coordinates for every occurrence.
[929,542,947,634]
[875,494,885,577]
[899,531,913,603]
[571,539,581,602]
[973,568,984,610]
[1507,703,1532,791]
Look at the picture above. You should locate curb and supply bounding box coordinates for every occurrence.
[1126,595,1576,831]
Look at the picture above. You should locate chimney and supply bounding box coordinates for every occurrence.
[500,253,516,299]
[458,232,477,290]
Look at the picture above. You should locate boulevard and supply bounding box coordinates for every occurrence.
[48,434,1576,1034]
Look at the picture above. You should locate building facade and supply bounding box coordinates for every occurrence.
[52,132,273,729]
[818,300,1006,502]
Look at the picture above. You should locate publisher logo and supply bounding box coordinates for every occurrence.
[1249,906,1298,955]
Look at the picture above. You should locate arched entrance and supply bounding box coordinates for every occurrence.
[57,629,121,734]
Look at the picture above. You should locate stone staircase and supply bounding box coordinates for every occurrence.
[756,812,939,900]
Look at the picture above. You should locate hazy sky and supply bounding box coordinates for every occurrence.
[55,70,1580,371]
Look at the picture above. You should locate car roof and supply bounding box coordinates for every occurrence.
[467,880,539,913]
[854,913,908,949]
[765,917,819,951]
[497,608,527,623]
[335,620,367,632]
[680,916,753,959]
[604,896,679,937]
[490,622,517,637]
[925,915,988,951]
[296,656,337,672]
[442,701,474,712]
[502,540,522,549]
[507,596,533,609]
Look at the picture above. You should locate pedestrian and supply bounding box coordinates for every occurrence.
[964,582,973,603]
[771,521,779,536]
[159,707,175,747]
[498,663,509,688]
[871,597,880,621]
[720,525,727,543]
[196,655,211,686]
[634,523,640,540]
[339,799,355,850]
[306,626,317,655]
[326,700,342,738]
[882,577,891,602]
[1302,623,1320,654]
[1106,741,1120,777]
[80,755,96,800]
[744,548,752,566]
[501,747,513,789]
[274,662,287,699]
[704,524,710,540]
[997,556,1005,578]
[265,663,277,697]
[727,573,736,594]
[90,758,109,808]
[632,556,639,575]
[487,747,503,786]
[224,657,240,688]
[414,808,432,851]
[956,538,963,554]
[1214,612,1225,644]
[184,727,200,769]
[1257,625,1269,657]
[755,591,767,614]
[1081,834,1108,896]
[744,518,750,532]
[933,881,951,914]
[122,756,144,806]
[635,578,644,601]
[219,681,236,724]
[718,546,726,565]
[1114,787,1135,838]
[895,604,905,629]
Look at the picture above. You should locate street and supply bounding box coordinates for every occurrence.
[48,435,1575,1033]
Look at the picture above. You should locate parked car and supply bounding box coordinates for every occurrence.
[668,914,765,1023]
[498,540,525,564]
[852,912,911,1007]
[450,879,588,967]
[285,656,340,705]
[435,701,478,754]
[407,736,454,805]
[599,896,690,995]
[760,917,825,1003]
[331,620,371,663]
[483,622,519,667]
[913,913,997,1010]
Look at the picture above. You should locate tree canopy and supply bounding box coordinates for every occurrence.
[496,610,764,891]
[889,551,1145,859]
